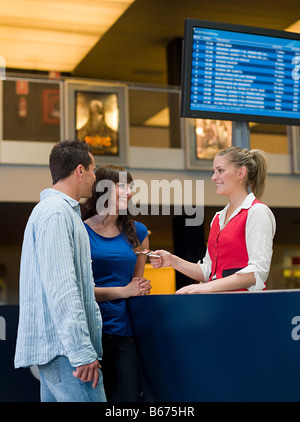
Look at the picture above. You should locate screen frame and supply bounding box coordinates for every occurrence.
[287,125,300,174]
[181,19,300,125]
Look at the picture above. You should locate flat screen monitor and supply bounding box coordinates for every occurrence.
[181,19,300,125]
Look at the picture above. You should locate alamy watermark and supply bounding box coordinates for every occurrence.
[292,55,300,81]
[95,175,204,226]
[291,316,300,341]
[0,316,6,340]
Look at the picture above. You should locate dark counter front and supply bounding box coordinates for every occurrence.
[0,306,40,402]
[128,291,300,402]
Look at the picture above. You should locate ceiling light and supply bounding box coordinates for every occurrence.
[285,19,300,33]
[0,0,135,72]
[144,107,170,127]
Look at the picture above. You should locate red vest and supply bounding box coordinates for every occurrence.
[207,198,262,291]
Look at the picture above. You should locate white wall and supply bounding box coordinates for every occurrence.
[0,147,299,208]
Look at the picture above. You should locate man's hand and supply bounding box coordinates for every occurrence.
[73,360,101,388]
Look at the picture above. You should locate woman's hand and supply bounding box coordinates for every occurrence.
[124,277,151,297]
[150,250,173,269]
[175,282,211,294]
[175,272,255,294]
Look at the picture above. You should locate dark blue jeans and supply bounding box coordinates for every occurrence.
[101,333,141,402]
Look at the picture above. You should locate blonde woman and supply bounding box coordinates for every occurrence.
[151,147,276,293]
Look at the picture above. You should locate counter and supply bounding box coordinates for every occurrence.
[1,290,300,402]
[129,290,300,402]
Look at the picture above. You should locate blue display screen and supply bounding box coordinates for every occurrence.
[181,20,300,124]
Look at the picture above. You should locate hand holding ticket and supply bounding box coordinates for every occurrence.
[137,249,173,269]
[133,246,162,258]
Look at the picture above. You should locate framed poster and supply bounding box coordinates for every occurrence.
[65,81,128,165]
[185,118,232,170]
[1,77,63,142]
[0,77,64,165]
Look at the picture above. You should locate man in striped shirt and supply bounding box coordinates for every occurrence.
[14,140,106,402]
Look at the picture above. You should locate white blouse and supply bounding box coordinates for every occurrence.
[198,193,276,291]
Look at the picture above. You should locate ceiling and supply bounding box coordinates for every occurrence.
[3,0,299,85]
[72,0,300,85]
[2,0,300,135]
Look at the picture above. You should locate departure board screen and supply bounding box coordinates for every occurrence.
[181,19,300,125]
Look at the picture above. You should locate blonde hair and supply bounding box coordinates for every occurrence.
[216,146,269,199]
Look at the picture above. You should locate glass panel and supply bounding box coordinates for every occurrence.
[128,88,181,148]
[249,122,288,154]
[2,78,61,142]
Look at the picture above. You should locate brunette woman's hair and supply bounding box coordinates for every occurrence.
[216,146,268,199]
[81,164,140,247]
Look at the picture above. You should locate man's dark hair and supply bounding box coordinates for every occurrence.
[49,139,92,184]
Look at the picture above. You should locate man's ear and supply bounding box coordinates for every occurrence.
[75,164,84,177]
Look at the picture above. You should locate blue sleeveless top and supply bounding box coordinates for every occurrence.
[84,221,148,336]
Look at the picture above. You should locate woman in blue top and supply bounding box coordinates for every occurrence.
[81,164,151,402]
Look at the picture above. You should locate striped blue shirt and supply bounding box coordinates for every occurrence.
[14,188,103,368]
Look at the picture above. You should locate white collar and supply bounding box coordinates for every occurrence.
[218,192,256,227]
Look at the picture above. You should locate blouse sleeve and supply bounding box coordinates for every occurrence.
[197,248,212,282]
[134,221,149,244]
[237,203,276,291]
